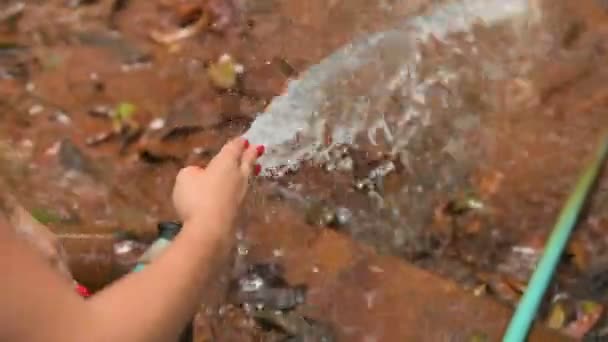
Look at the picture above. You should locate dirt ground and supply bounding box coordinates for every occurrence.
[3,0,608,340]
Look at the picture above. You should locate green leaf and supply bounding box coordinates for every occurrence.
[469,331,488,342]
[116,102,136,122]
[30,208,62,225]
[208,55,239,89]
[546,302,567,330]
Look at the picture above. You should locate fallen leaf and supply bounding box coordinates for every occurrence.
[503,275,527,294]
[483,274,521,305]
[468,331,489,342]
[479,170,504,196]
[116,102,136,121]
[113,102,136,130]
[30,208,63,225]
[562,301,603,339]
[547,302,567,330]
[208,54,243,90]
[473,283,487,297]
[149,13,209,45]
[444,192,485,216]
[567,239,590,272]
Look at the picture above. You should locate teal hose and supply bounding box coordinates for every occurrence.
[503,133,608,342]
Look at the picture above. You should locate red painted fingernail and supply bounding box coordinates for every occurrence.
[254,164,261,176]
[256,145,265,157]
[75,283,91,297]
[243,139,250,149]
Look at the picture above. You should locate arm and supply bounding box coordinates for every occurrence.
[0,218,229,342]
[0,181,74,282]
[0,137,260,342]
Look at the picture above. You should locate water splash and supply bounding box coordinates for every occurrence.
[243,0,532,177]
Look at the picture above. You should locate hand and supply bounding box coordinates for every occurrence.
[172,137,262,231]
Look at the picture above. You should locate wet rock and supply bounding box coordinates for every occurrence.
[570,259,608,300]
[231,262,308,311]
[245,263,288,288]
[497,244,540,283]
[251,309,335,342]
[305,201,351,229]
[239,286,307,311]
[334,207,353,226]
[241,61,289,99]
[58,138,96,174]
[76,31,151,65]
[160,97,223,140]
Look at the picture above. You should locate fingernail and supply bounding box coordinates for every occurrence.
[254,164,261,176]
[243,138,250,149]
[75,283,91,297]
[256,145,265,157]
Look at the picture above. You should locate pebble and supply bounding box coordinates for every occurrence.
[148,118,166,131]
[28,104,44,116]
[54,111,72,125]
[335,207,352,226]
[237,244,249,256]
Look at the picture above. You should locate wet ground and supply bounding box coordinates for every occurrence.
[2,0,608,340]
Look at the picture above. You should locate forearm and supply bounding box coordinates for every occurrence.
[0,217,234,342]
[83,218,233,342]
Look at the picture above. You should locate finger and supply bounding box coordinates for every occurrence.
[176,166,203,182]
[218,137,249,164]
[241,144,263,176]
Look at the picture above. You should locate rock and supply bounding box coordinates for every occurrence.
[58,138,95,174]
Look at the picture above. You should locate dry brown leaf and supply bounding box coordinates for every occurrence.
[567,239,590,271]
[503,275,527,294]
[486,275,521,304]
[149,13,209,45]
[562,301,603,339]
[479,170,504,196]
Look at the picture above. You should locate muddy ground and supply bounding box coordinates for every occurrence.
[2,0,608,340]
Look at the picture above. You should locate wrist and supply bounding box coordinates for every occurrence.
[181,215,233,241]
